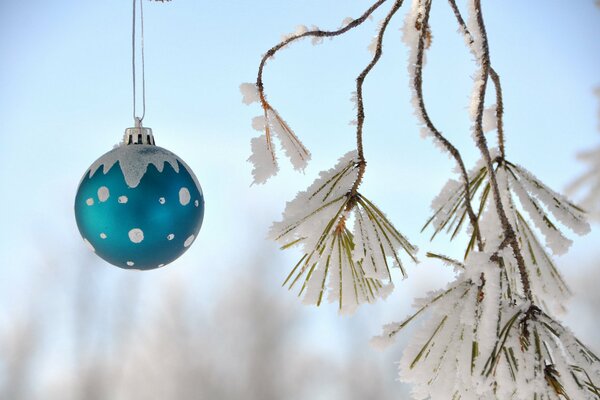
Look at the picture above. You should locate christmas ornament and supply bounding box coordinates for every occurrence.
[74,0,204,270]
[75,125,204,270]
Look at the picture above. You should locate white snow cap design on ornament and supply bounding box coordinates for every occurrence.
[87,145,182,189]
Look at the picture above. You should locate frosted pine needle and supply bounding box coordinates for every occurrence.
[241,83,311,185]
[373,253,505,399]
[248,134,279,185]
[423,155,589,311]
[483,303,600,399]
[271,151,417,314]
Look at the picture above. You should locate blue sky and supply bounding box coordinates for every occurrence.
[1,0,599,391]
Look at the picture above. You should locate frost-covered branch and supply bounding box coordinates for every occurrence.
[244,0,598,396]
[423,156,589,311]
[482,304,600,399]
[373,253,507,398]
[256,0,388,99]
[271,152,417,314]
[242,0,389,184]
[447,0,506,159]
[406,0,484,251]
[245,0,419,312]
[467,0,532,301]
[375,254,600,399]
[350,0,405,199]
[370,0,597,398]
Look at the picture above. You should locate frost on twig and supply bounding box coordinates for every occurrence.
[270,151,417,314]
[241,83,311,185]
[403,0,435,141]
[423,154,589,311]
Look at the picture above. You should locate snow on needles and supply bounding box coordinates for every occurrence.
[373,251,600,400]
[373,253,503,399]
[423,154,589,312]
[240,82,260,105]
[248,134,278,185]
[270,151,417,314]
[240,83,311,184]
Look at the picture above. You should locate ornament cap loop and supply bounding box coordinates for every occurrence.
[123,126,155,146]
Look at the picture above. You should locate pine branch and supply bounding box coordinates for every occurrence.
[349,0,405,201]
[411,0,484,252]
[272,151,416,313]
[447,0,506,159]
[469,0,532,302]
[256,0,388,113]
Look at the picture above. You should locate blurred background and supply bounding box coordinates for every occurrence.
[0,1,598,399]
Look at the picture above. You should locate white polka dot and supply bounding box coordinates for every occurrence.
[167,234,174,241]
[128,228,144,243]
[184,234,195,248]
[83,238,95,252]
[194,200,199,207]
[86,198,94,206]
[100,233,107,239]
[179,187,191,206]
[98,186,110,202]
[118,196,128,204]
[126,261,135,266]
[159,197,166,204]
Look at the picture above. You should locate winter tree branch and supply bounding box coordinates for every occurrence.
[410,0,484,251]
[447,0,506,159]
[349,0,405,205]
[468,0,532,300]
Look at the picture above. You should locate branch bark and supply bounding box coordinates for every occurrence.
[447,0,506,159]
[469,0,532,300]
[414,0,484,251]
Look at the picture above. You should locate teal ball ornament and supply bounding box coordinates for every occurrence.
[74,126,204,270]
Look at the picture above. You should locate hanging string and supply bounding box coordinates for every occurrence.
[132,0,146,126]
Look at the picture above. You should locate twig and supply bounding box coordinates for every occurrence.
[414,0,484,251]
[348,0,406,207]
[254,0,391,211]
[256,0,388,109]
[489,69,506,158]
[447,0,506,159]
[469,0,532,301]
